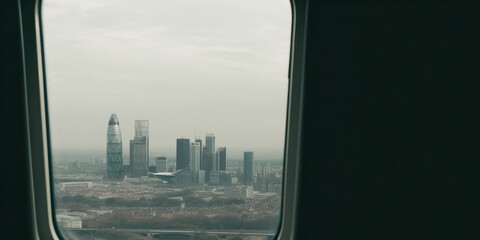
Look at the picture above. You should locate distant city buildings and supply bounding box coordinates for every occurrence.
[209,171,220,185]
[155,157,167,172]
[220,171,233,185]
[135,120,150,162]
[195,138,202,170]
[262,162,271,176]
[130,138,146,177]
[202,133,215,181]
[60,182,93,191]
[244,152,254,185]
[225,186,254,199]
[176,138,190,170]
[103,115,247,186]
[130,120,149,177]
[190,142,201,183]
[154,133,235,185]
[202,147,212,181]
[56,215,82,229]
[198,170,206,184]
[254,172,283,193]
[205,133,215,154]
[217,147,227,171]
[106,113,123,180]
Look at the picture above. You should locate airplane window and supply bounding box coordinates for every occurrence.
[42,0,292,239]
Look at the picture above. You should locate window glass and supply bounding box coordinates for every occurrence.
[42,0,291,239]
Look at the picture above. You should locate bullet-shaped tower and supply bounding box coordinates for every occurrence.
[106,113,123,180]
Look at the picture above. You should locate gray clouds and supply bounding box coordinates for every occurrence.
[42,0,291,155]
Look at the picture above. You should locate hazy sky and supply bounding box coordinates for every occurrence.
[42,0,292,155]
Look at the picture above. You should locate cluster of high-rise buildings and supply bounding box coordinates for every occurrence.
[176,134,229,184]
[105,113,255,185]
[105,114,151,179]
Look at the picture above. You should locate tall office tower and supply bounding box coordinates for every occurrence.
[195,138,203,169]
[176,138,190,170]
[203,133,215,181]
[217,147,227,171]
[135,120,149,166]
[130,136,147,177]
[129,120,149,177]
[155,157,167,172]
[205,133,215,153]
[202,146,212,181]
[190,142,201,183]
[244,152,254,185]
[106,113,123,180]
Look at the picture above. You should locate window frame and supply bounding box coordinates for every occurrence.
[21,0,308,239]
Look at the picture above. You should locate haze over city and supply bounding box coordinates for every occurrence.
[42,0,292,155]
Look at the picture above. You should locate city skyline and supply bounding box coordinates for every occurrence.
[52,147,283,162]
[102,112,285,181]
[102,117,284,161]
[104,113,269,187]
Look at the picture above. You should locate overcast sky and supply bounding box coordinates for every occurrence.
[42,0,292,157]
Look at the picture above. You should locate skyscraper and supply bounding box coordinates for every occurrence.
[130,137,147,177]
[244,152,254,185]
[176,138,190,170]
[190,142,201,183]
[135,120,149,166]
[205,133,215,153]
[195,138,203,170]
[106,113,123,180]
[203,133,215,181]
[130,120,149,177]
[202,146,212,182]
[217,147,227,171]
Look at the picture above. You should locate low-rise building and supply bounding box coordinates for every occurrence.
[60,182,93,191]
[224,186,254,199]
[56,215,82,229]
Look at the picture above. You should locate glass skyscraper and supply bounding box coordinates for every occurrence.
[106,113,123,180]
[135,120,149,166]
[217,147,227,171]
[205,133,215,152]
[195,138,202,170]
[176,138,190,170]
[130,120,149,177]
[203,133,215,181]
[244,152,254,185]
[190,142,201,183]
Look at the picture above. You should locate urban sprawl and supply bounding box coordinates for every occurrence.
[53,113,283,240]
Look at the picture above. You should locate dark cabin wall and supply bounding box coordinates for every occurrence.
[0,0,36,239]
[296,1,480,239]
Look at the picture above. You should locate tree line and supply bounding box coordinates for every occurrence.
[56,191,245,211]
[86,212,279,231]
